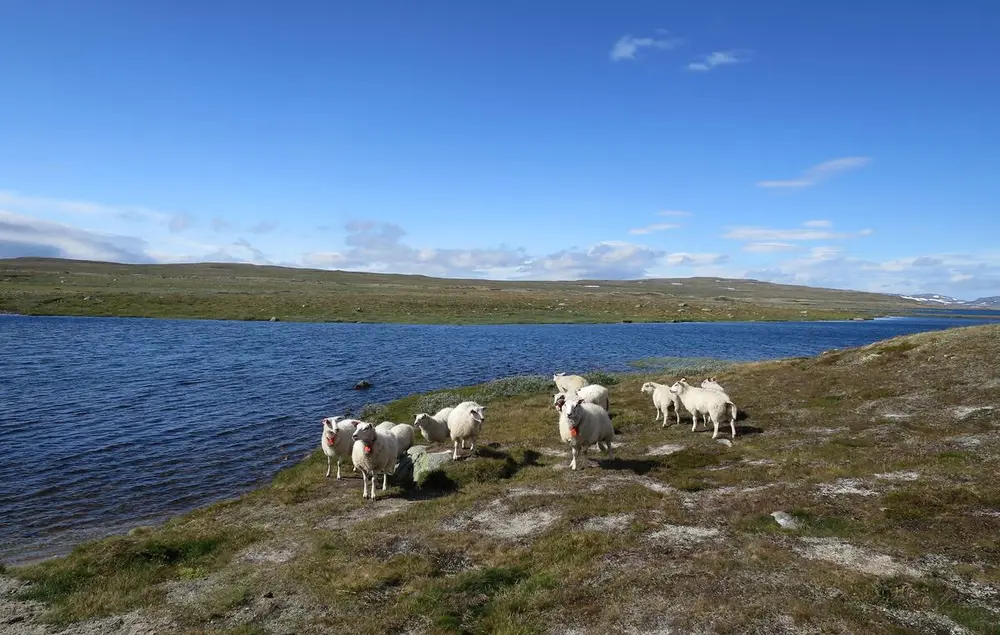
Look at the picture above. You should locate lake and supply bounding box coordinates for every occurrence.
[0,314,994,563]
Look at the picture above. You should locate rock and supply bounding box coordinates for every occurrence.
[353,380,372,390]
[716,438,733,447]
[412,447,454,485]
[771,511,800,529]
[678,302,688,307]
[268,316,278,322]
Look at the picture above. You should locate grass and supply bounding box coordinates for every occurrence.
[5,323,1000,634]
[0,256,926,324]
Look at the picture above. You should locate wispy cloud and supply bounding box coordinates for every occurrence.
[211,217,231,232]
[743,242,801,253]
[665,252,729,267]
[629,222,680,236]
[609,31,684,62]
[723,226,873,242]
[686,50,752,72]
[0,190,172,224]
[803,219,832,228]
[0,210,155,262]
[757,157,871,189]
[658,210,692,217]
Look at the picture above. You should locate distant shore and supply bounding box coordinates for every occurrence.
[0,257,926,325]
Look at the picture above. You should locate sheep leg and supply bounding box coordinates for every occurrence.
[711,415,720,440]
[606,439,614,461]
[654,406,661,422]
[382,472,388,490]
[690,410,699,432]
[453,440,460,460]
[325,455,332,478]
[570,446,578,470]
[461,439,466,449]
[361,472,369,499]
[336,457,342,480]
[468,438,476,455]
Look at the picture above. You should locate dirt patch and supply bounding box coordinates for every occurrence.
[442,500,561,540]
[794,538,922,578]
[646,443,685,456]
[645,524,720,545]
[581,514,634,532]
[873,471,920,482]
[236,542,300,564]
[952,405,995,419]
[816,478,878,497]
[315,498,414,530]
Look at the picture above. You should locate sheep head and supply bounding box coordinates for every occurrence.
[470,404,485,424]
[553,392,568,411]
[352,422,376,443]
[640,382,656,395]
[413,413,433,429]
[669,380,687,395]
[559,397,587,425]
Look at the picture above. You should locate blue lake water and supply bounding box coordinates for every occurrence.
[0,314,994,563]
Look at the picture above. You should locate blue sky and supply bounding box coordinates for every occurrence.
[1,1,998,298]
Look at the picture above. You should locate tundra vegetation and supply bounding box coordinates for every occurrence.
[3,324,999,634]
[0,257,926,324]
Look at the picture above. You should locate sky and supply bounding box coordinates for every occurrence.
[1,1,998,299]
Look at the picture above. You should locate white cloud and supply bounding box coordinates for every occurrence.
[723,226,873,242]
[664,252,729,267]
[629,222,680,235]
[746,250,1000,300]
[757,157,871,189]
[0,210,155,262]
[211,217,231,232]
[0,190,173,225]
[686,50,752,72]
[803,219,832,228]
[743,242,801,253]
[658,210,692,217]
[610,32,684,61]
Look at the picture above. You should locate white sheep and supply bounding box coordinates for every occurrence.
[640,381,681,427]
[376,421,395,435]
[553,372,588,394]
[553,384,610,412]
[321,416,357,479]
[700,377,726,393]
[351,421,400,500]
[388,422,415,457]
[447,401,486,460]
[558,396,614,470]
[413,407,454,443]
[669,379,739,439]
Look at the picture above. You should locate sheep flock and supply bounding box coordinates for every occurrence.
[321,372,739,501]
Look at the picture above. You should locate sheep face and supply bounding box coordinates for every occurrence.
[470,405,485,423]
[559,397,587,430]
[413,413,433,430]
[640,382,656,395]
[352,422,376,444]
[553,393,568,411]
[668,380,688,395]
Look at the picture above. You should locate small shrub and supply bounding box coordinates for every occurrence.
[471,375,551,402]
[583,370,620,386]
[359,402,389,421]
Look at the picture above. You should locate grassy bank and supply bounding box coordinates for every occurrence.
[0,257,922,324]
[4,323,1000,634]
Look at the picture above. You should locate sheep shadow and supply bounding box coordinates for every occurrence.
[601,458,660,475]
